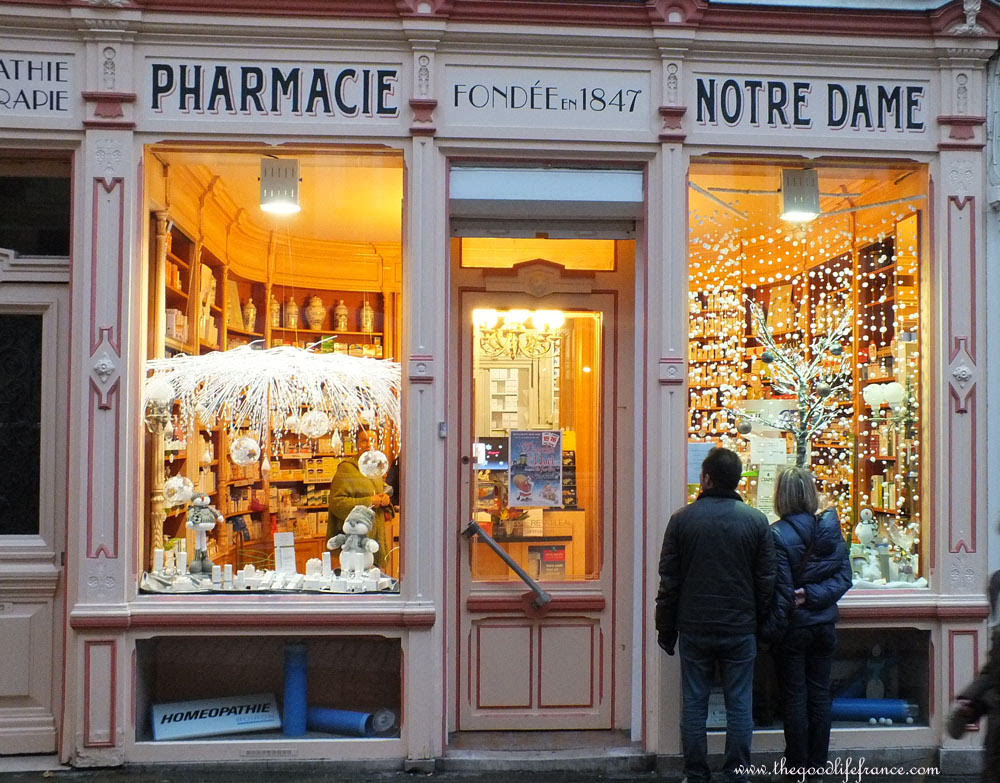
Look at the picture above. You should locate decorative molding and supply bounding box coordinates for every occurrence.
[949,551,978,588]
[659,105,686,143]
[948,336,976,413]
[938,114,985,141]
[90,179,125,355]
[416,53,431,98]
[395,0,452,15]
[409,97,437,136]
[948,0,986,35]
[466,593,605,615]
[658,357,685,385]
[87,380,121,559]
[83,639,117,748]
[408,354,435,384]
[70,603,437,629]
[82,91,136,126]
[648,0,706,26]
[0,248,69,284]
[949,629,981,706]
[481,259,595,298]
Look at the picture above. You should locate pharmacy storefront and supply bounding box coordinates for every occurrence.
[0,0,995,773]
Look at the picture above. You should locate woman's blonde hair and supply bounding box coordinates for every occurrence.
[773,466,819,518]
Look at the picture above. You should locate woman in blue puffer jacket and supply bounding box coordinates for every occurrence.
[761,466,852,781]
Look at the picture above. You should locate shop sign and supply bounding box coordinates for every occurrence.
[445,65,650,131]
[146,59,399,120]
[151,693,281,740]
[0,55,72,117]
[693,75,927,135]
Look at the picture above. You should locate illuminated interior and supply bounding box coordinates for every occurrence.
[688,158,924,587]
[456,237,618,270]
[143,145,404,585]
[470,308,603,582]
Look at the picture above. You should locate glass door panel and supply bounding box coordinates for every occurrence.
[469,308,602,582]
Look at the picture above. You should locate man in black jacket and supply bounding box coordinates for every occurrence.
[655,446,776,783]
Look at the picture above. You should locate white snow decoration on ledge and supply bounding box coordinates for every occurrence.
[144,344,401,450]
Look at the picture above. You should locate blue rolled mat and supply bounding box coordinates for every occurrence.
[282,642,308,736]
[831,697,914,721]
[307,706,396,737]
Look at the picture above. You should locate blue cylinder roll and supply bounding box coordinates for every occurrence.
[306,706,379,737]
[831,697,914,722]
[282,642,308,736]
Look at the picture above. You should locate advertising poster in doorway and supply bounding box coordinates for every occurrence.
[508,430,562,507]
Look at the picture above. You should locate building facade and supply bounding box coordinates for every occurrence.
[0,0,996,772]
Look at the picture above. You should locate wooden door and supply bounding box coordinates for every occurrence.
[457,290,616,730]
[0,284,67,754]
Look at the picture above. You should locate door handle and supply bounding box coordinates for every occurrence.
[462,520,552,611]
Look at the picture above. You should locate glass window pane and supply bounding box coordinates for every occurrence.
[0,314,42,535]
[687,159,924,588]
[470,309,602,581]
[0,157,71,256]
[142,146,403,593]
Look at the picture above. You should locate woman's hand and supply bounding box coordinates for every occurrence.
[793,587,806,607]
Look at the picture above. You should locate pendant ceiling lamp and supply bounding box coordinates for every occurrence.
[260,157,301,215]
[779,168,820,224]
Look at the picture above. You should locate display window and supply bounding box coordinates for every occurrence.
[460,237,635,583]
[687,158,925,588]
[141,145,403,595]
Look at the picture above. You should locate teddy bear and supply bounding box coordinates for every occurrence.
[327,504,380,577]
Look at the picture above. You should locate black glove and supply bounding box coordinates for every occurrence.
[657,632,675,656]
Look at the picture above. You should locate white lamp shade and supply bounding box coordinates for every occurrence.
[780,169,820,223]
[260,158,301,215]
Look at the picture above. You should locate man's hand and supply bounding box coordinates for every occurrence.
[657,632,676,656]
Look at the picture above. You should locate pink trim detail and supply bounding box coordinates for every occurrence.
[658,357,685,385]
[90,178,125,355]
[410,97,437,136]
[938,114,985,142]
[83,640,117,748]
[70,606,436,629]
[948,629,979,703]
[81,91,136,120]
[408,354,435,384]
[87,381,120,559]
[537,622,596,708]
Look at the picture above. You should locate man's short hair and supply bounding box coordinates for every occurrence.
[701,447,743,491]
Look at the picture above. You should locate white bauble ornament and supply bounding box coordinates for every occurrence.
[359,449,390,479]
[300,410,331,439]
[163,475,194,507]
[284,414,301,434]
[230,435,261,465]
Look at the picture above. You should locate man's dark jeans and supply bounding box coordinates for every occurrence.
[679,630,757,783]
[773,622,837,767]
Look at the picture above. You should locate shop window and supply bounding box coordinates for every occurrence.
[753,628,930,730]
[141,146,403,595]
[135,635,401,742]
[469,309,604,581]
[687,159,925,588]
[0,314,42,535]
[0,157,70,257]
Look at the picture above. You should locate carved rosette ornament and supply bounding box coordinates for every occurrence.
[948,337,977,414]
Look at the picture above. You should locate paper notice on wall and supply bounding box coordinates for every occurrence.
[748,434,791,467]
[756,463,780,522]
[687,441,716,485]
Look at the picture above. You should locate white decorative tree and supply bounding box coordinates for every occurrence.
[737,297,853,467]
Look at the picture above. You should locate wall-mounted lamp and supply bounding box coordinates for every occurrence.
[260,158,301,215]
[779,169,820,224]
